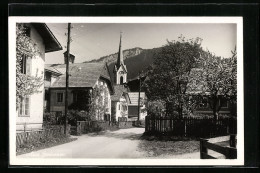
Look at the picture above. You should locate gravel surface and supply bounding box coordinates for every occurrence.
[18,128,200,159]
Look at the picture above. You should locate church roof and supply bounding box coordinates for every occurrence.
[115,32,125,70]
[50,63,113,93]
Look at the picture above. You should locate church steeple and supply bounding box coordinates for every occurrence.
[114,32,127,85]
[116,32,124,69]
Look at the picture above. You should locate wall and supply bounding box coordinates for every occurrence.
[114,96,128,121]
[16,24,45,131]
[49,88,75,113]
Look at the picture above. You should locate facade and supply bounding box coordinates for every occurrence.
[17,23,62,131]
[128,92,147,120]
[49,63,114,121]
[44,66,63,112]
[111,85,131,122]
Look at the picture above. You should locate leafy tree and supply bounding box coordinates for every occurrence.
[188,48,237,120]
[16,24,43,108]
[143,36,203,118]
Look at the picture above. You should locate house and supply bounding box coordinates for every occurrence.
[49,62,114,121]
[128,92,147,120]
[17,23,62,131]
[186,68,232,115]
[44,66,63,112]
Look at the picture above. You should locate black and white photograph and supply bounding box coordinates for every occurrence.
[9,17,243,166]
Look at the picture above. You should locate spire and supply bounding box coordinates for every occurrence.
[116,32,124,69]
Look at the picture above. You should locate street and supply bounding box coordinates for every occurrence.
[17,128,201,159]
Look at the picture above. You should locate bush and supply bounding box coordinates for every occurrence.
[43,112,59,126]
[67,110,90,126]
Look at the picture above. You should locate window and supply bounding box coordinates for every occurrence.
[120,76,124,84]
[118,104,120,110]
[20,54,31,75]
[18,96,30,117]
[44,71,51,81]
[57,93,63,103]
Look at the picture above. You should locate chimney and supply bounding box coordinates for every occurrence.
[63,51,75,64]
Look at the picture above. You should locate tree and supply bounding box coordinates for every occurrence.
[16,24,43,108]
[143,36,203,118]
[188,48,237,120]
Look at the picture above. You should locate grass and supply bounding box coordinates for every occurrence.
[16,136,77,156]
[138,134,200,157]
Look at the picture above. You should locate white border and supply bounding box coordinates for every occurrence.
[9,17,244,166]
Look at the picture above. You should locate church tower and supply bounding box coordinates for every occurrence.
[114,32,127,85]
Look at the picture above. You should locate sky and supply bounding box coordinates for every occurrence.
[45,23,237,64]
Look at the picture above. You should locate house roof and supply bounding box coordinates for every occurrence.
[50,63,113,92]
[128,92,146,105]
[44,66,63,76]
[111,85,129,102]
[31,23,63,53]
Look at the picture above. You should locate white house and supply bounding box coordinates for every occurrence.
[16,23,62,132]
[48,62,114,121]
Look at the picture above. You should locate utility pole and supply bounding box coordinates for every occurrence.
[137,71,141,121]
[64,23,71,135]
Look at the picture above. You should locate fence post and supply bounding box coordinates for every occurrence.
[200,138,208,159]
[225,147,237,159]
[230,134,236,148]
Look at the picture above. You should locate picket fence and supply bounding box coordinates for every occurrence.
[145,116,237,138]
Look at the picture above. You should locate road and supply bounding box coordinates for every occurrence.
[18,128,200,159]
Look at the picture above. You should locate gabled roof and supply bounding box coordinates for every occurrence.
[31,23,62,53]
[128,92,146,105]
[44,66,63,76]
[111,85,130,103]
[50,63,113,93]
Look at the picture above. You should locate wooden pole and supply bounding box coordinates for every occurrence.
[64,23,71,135]
[137,72,141,121]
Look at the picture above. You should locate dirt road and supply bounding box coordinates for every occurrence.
[18,128,200,159]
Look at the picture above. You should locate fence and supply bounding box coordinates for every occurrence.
[16,125,70,147]
[145,116,237,138]
[200,134,237,159]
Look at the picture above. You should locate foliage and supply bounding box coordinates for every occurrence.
[88,84,109,120]
[143,35,203,118]
[67,110,89,126]
[68,83,110,121]
[16,23,43,108]
[188,47,237,119]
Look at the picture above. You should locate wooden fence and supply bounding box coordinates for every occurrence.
[16,125,70,147]
[145,116,237,138]
[200,134,237,159]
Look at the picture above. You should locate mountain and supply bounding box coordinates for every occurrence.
[85,47,144,64]
[84,47,161,83]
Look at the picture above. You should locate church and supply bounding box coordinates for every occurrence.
[111,33,147,122]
